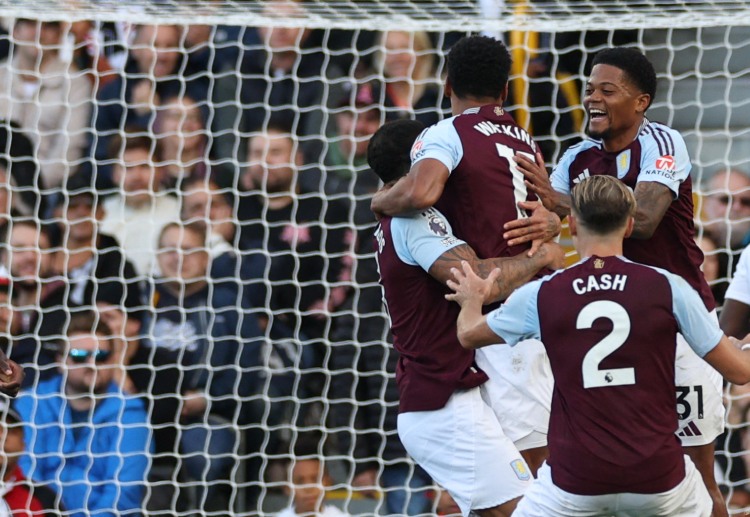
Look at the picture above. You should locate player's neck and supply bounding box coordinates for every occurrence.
[450,95,502,115]
[601,117,647,153]
[575,234,624,259]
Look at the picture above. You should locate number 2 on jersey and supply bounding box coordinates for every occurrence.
[578,300,635,389]
[495,143,534,220]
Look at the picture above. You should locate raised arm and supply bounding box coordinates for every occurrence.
[370,159,449,217]
[702,336,750,385]
[429,242,564,303]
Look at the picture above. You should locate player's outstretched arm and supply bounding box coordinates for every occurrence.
[429,242,564,303]
[631,181,673,239]
[445,262,505,349]
[720,299,750,339]
[703,336,750,385]
[370,159,450,218]
[514,152,571,219]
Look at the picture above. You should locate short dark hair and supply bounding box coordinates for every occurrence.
[108,129,162,162]
[591,48,657,109]
[447,36,512,100]
[66,310,112,339]
[367,119,425,184]
[570,175,636,235]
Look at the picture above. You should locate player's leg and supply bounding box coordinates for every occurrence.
[397,387,531,517]
[674,331,728,517]
[684,444,727,517]
[475,340,552,477]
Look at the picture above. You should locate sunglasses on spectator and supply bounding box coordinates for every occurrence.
[715,195,750,208]
[68,349,111,364]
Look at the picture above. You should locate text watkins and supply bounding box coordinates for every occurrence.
[473,121,535,150]
[572,274,628,295]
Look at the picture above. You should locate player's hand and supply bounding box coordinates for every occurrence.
[0,348,24,398]
[446,261,500,306]
[503,201,561,255]
[352,469,379,499]
[131,79,160,116]
[515,152,556,210]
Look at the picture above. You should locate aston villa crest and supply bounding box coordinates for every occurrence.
[494,106,504,116]
[594,258,605,269]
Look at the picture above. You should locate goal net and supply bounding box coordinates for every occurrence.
[0,0,749,515]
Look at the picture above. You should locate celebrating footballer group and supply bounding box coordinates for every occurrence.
[370,35,750,517]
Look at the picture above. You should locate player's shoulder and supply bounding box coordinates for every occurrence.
[559,139,601,160]
[638,119,687,152]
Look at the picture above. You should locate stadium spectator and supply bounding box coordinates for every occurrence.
[0,123,44,219]
[181,176,266,309]
[15,310,151,517]
[277,434,351,517]
[700,168,750,289]
[52,173,143,338]
[2,221,64,388]
[211,0,345,164]
[0,19,93,190]
[238,119,350,343]
[0,399,62,514]
[0,276,24,397]
[99,132,180,276]
[447,174,739,516]
[154,93,234,189]
[375,30,447,126]
[145,221,265,515]
[0,164,32,241]
[370,119,564,517]
[322,81,383,212]
[91,23,208,190]
[68,20,129,92]
[516,46,727,516]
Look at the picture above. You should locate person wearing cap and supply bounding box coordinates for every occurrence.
[15,310,150,517]
[0,398,63,515]
[0,18,92,189]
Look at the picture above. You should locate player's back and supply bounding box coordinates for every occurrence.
[375,216,487,414]
[536,255,685,496]
[421,104,540,260]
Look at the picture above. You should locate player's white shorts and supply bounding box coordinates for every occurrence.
[513,455,711,517]
[397,387,531,517]
[475,339,553,450]
[675,310,725,446]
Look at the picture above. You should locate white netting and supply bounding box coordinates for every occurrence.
[0,2,748,516]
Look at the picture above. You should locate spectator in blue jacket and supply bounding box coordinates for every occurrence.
[15,310,151,517]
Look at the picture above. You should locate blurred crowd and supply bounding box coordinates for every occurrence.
[0,2,745,516]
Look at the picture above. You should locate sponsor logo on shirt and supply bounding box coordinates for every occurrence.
[510,459,531,481]
[573,168,591,184]
[655,155,676,170]
[411,139,425,161]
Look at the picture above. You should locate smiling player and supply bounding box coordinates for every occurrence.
[512,47,727,516]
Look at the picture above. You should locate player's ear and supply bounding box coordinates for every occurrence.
[568,213,578,237]
[500,82,509,104]
[444,77,452,98]
[623,216,635,238]
[635,93,650,114]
